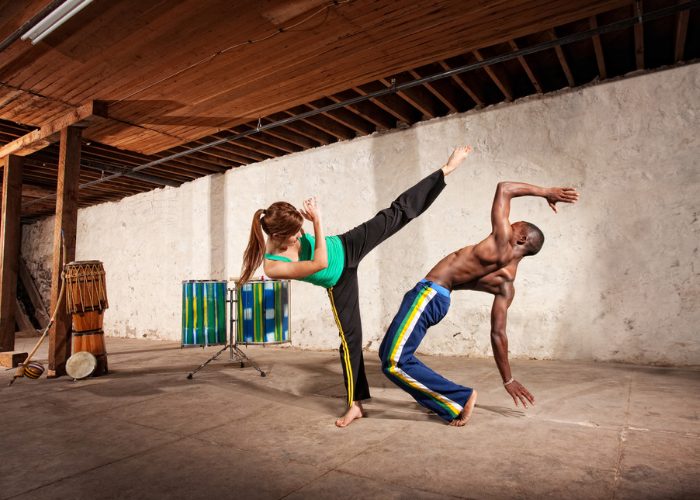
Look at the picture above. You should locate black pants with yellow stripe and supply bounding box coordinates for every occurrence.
[327,169,446,406]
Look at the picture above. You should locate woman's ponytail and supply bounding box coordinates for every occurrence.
[238,209,266,286]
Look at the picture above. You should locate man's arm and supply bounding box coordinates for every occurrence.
[491,182,579,247]
[490,281,535,408]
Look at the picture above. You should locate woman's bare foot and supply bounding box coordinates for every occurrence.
[449,389,477,427]
[335,402,365,428]
[441,145,473,176]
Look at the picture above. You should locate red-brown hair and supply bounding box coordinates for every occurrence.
[238,202,303,286]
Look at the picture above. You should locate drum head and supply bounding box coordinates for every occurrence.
[66,351,97,380]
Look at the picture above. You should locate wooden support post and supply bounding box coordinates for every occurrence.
[48,127,82,378]
[0,154,23,352]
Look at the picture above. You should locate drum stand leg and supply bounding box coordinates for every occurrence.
[185,286,266,379]
[228,343,266,377]
[186,344,229,379]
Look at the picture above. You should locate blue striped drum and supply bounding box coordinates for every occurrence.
[182,280,227,347]
[237,280,290,344]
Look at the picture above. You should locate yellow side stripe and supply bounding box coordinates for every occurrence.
[386,285,463,417]
[327,288,354,407]
[387,364,463,417]
[389,287,434,363]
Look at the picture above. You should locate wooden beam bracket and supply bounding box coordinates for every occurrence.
[0,100,108,158]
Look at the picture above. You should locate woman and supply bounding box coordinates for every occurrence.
[238,146,472,427]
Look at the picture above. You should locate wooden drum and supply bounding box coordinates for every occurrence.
[65,260,109,376]
[72,311,108,376]
[64,260,108,314]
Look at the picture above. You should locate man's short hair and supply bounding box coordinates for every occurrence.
[523,222,545,256]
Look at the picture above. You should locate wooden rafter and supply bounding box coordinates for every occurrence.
[245,131,301,155]
[237,131,299,155]
[328,93,394,131]
[0,101,107,158]
[549,29,575,87]
[228,135,282,158]
[201,139,266,163]
[379,77,438,119]
[634,1,645,70]
[508,40,542,93]
[284,110,354,141]
[353,84,416,125]
[265,116,334,145]
[473,49,513,101]
[256,123,321,149]
[408,70,459,114]
[305,101,374,136]
[674,4,690,62]
[19,183,53,198]
[438,61,485,107]
[589,16,607,80]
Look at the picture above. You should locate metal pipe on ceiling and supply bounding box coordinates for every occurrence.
[23,0,700,209]
[0,0,66,53]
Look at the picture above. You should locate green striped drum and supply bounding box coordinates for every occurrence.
[237,280,290,344]
[182,280,227,347]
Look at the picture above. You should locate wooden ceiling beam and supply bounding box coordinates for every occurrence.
[306,100,375,136]
[226,135,283,159]
[80,145,200,181]
[0,101,107,158]
[408,70,459,114]
[264,116,334,145]
[165,147,233,172]
[231,127,301,155]
[589,16,607,80]
[353,84,417,125]
[473,49,514,101]
[437,60,485,108]
[508,40,543,93]
[21,183,53,198]
[283,110,353,141]
[328,92,394,131]
[548,29,575,87]
[633,1,645,70]
[187,139,262,164]
[674,4,689,62]
[253,124,321,150]
[380,77,440,119]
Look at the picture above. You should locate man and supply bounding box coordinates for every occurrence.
[379,181,579,426]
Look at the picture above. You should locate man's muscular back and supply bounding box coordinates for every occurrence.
[425,232,520,293]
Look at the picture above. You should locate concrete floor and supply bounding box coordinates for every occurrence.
[1,335,698,500]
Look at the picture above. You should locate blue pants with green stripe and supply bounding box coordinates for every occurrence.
[379,280,473,422]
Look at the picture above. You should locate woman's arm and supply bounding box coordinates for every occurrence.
[264,197,328,280]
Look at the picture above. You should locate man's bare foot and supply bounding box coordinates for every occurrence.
[441,145,473,176]
[335,402,365,428]
[449,389,477,427]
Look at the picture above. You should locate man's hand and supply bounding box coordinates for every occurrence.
[300,197,321,223]
[546,187,579,213]
[505,379,535,408]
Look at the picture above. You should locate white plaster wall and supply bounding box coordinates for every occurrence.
[21,63,700,365]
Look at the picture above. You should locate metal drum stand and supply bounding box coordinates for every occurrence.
[186,283,266,379]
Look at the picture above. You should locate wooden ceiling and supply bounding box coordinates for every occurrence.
[0,0,698,220]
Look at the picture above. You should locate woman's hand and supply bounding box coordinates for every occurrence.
[300,197,321,223]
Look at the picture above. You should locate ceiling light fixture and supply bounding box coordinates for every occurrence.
[20,0,93,45]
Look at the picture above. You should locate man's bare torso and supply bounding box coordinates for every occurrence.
[425,234,520,294]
